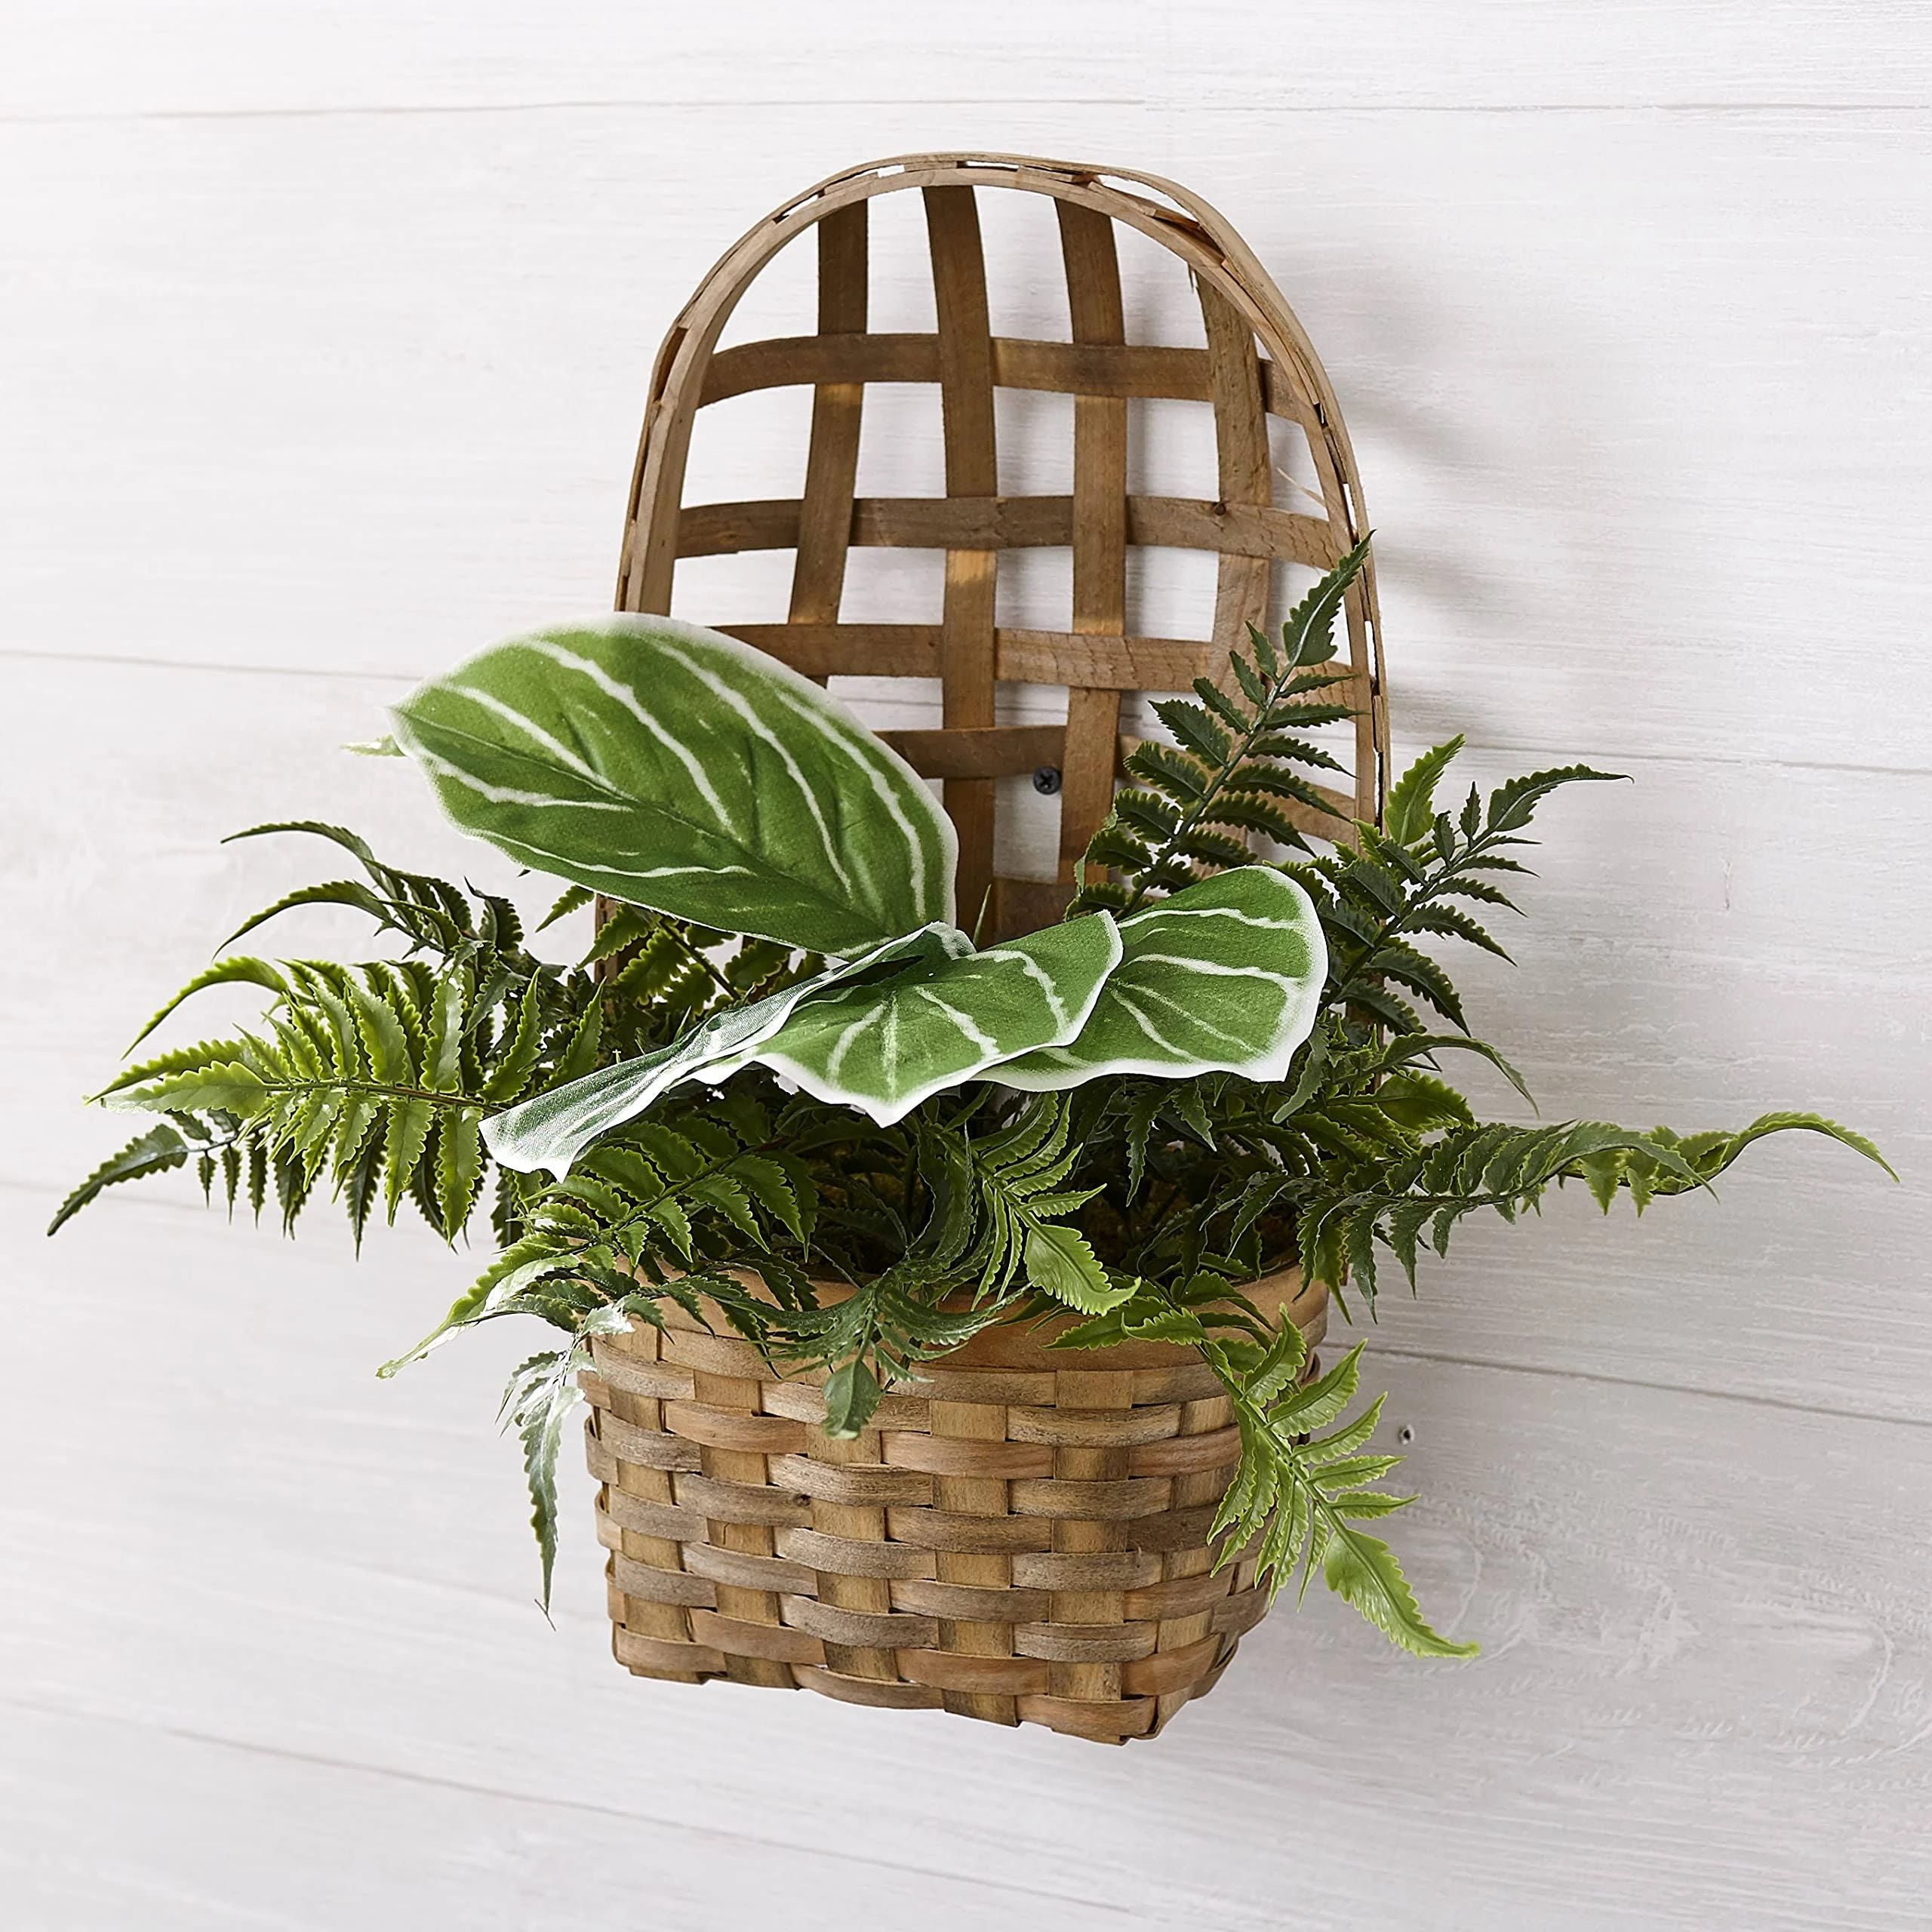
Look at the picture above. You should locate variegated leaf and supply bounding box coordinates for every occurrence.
[392,616,957,957]
[734,915,1124,1126]
[997,866,1326,1089]
[483,926,960,1177]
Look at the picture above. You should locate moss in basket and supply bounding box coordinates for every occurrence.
[54,541,1892,1660]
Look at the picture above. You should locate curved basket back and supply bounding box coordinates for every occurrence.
[618,152,1387,939]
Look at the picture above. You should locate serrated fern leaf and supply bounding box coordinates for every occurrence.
[46,1122,201,1233]
[1072,540,1371,914]
[500,1343,583,1611]
[1320,1523,1475,1657]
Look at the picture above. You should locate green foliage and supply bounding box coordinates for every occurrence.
[739,914,1123,1124]
[50,823,824,1246]
[391,616,959,955]
[56,556,1895,1666]
[1000,866,1326,1090]
[1291,746,1628,1037]
[943,1096,1120,1311]
[1070,537,1369,915]
[1051,1274,1472,1658]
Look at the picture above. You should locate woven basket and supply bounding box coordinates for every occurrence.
[589,152,1385,1740]
[584,1272,1327,1743]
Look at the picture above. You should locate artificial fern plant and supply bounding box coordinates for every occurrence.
[55,542,1890,1659]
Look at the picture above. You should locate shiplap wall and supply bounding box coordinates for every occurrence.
[3,7,1928,1927]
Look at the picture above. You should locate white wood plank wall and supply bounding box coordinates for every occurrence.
[2,7,1927,1926]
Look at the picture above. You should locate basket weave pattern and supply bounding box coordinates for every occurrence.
[593,152,1377,1737]
[619,150,1387,941]
[583,1273,1327,1742]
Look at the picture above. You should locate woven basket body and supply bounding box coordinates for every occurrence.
[592,152,1381,1737]
[584,1271,1327,1742]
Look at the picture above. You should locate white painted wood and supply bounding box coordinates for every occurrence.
[5,106,1928,777]
[1161,2,1932,108]
[6,1195,1929,1930]
[0,1,1147,118]
[3,4,1929,1924]
[5,2,1930,118]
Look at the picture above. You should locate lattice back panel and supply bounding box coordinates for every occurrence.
[617,152,1388,939]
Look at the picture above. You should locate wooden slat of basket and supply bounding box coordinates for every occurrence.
[1152,1389,1238,1730]
[700,332,1315,413]
[1056,198,1128,889]
[802,1412,903,1683]
[690,1360,794,1690]
[1047,1367,1136,1706]
[1200,282,1275,654]
[787,202,867,644]
[593,1322,709,1681]
[924,183,1001,931]
[925,1392,1021,1727]
[677,494,1334,568]
[875,723,1064,780]
[720,622,1247,693]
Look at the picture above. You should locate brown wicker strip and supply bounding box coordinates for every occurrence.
[1126,1425,1242,1476]
[659,1401,807,1454]
[876,1432,1054,1478]
[1011,1549,1163,1592]
[875,724,1066,780]
[586,1340,694,1401]
[774,1525,937,1580]
[674,494,1334,569]
[697,331,1317,411]
[792,1666,943,1711]
[1008,1475,1174,1519]
[888,1579,1054,1623]
[759,1381,932,1429]
[595,1486,708,1544]
[596,1413,702,1472]
[897,1651,1051,1696]
[678,1542,820,1596]
[924,183,1001,924]
[611,1554,716,1608]
[688,1610,826,1667]
[669,1471,812,1527]
[1016,1692,1158,1741]
[787,203,866,638]
[1004,1404,1182,1447]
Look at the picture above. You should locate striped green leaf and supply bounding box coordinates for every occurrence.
[998,866,1327,1089]
[737,914,1124,1126]
[482,925,960,1177]
[392,616,957,957]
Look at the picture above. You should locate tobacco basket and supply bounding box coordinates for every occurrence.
[586,152,1386,1741]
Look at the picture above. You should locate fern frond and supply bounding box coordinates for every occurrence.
[1071,540,1371,914]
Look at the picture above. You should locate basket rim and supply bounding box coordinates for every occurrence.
[648,1260,1327,1375]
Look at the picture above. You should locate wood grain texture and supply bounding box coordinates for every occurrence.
[1054,200,1128,880]
[5,4,1927,121]
[923,183,1001,925]
[2,4,1929,1920]
[4,106,1927,778]
[5,1195,1929,1928]
[1158,2,1932,107]
[787,202,869,632]
[0,1,1149,117]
